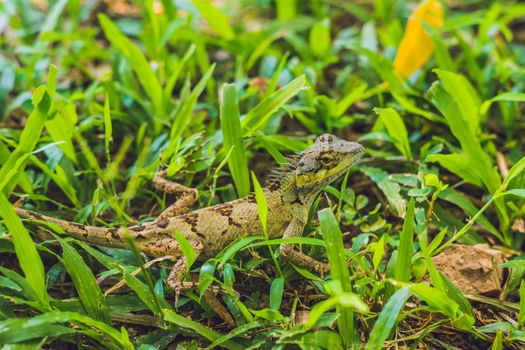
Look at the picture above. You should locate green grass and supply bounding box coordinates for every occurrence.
[0,0,524,349]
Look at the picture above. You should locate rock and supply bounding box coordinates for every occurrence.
[432,243,504,295]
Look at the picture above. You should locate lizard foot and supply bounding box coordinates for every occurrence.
[169,280,236,327]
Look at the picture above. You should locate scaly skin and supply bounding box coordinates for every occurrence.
[15,134,364,323]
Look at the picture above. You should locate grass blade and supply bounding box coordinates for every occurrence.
[251,172,268,234]
[220,84,250,197]
[394,198,414,282]
[163,309,243,350]
[0,195,49,308]
[0,311,134,349]
[318,208,354,348]
[374,107,412,160]
[104,93,112,164]
[0,85,51,195]
[241,75,306,135]
[366,287,410,350]
[519,280,525,329]
[98,14,164,116]
[53,235,110,323]
[192,0,234,40]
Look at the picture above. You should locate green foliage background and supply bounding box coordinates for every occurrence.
[0,0,524,349]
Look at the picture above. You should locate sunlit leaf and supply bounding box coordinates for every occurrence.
[393,0,444,78]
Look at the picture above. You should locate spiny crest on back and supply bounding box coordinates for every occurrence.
[266,153,302,189]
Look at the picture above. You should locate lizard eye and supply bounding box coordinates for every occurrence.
[319,153,334,167]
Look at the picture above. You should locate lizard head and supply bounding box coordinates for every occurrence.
[295,134,364,205]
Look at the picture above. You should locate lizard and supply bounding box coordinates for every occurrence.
[15,134,364,322]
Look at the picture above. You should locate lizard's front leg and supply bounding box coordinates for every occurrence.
[279,217,329,275]
[168,240,235,327]
[153,169,198,221]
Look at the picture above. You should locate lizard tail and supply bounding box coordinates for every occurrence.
[15,208,146,249]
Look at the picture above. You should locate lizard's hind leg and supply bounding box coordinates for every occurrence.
[153,169,199,221]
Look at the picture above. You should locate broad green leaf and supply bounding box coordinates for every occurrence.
[426,153,483,188]
[434,69,482,131]
[250,308,286,321]
[276,0,297,20]
[296,330,343,350]
[360,166,406,217]
[408,283,459,319]
[439,272,473,316]
[0,318,75,344]
[198,260,217,295]
[269,277,284,310]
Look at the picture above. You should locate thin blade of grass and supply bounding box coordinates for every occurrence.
[0,194,49,308]
[169,64,215,141]
[98,14,164,116]
[163,309,243,350]
[192,0,234,40]
[53,234,110,323]
[374,107,412,160]
[0,311,134,349]
[318,208,354,348]
[394,198,414,282]
[251,172,268,234]
[518,281,525,329]
[104,93,112,164]
[241,75,307,135]
[0,84,51,195]
[174,231,196,274]
[366,287,410,350]
[220,84,250,197]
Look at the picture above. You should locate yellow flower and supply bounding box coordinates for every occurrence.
[393,0,444,78]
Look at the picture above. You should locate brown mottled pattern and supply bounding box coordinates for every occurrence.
[15,134,364,269]
[14,134,365,327]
